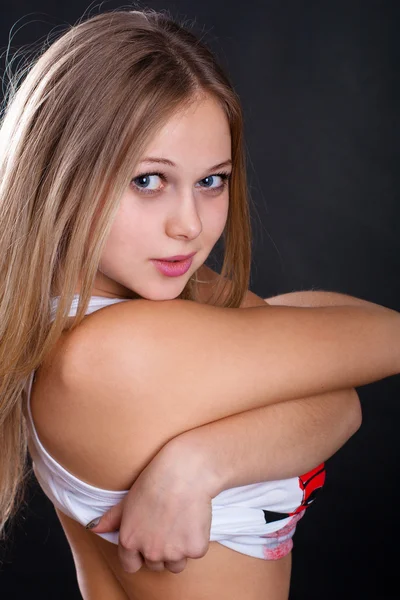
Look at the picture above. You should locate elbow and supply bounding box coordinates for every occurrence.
[347,388,363,436]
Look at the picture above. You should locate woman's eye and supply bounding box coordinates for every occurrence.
[131,172,166,195]
[198,173,230,192]
[130,171,231,196]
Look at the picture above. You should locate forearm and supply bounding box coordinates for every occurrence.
[264,289,394,311]
[163,276,398,500]
[168,387,361,496]
[199,264,395,314]
[163,282,369,497]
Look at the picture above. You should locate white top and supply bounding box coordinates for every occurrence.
[23,295,325,560]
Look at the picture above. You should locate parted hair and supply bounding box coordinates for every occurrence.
[0,6,252,537]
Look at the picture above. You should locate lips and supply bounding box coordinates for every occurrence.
[153,252,196,262]
[151,255,194,277]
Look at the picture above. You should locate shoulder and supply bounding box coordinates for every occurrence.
[61,297,227,417]
[63,280,270,395]
[35,296,284,490]
[64,297,210,377]
[61,293,258,427]
[35,298,214,489]
[44,297,242,489]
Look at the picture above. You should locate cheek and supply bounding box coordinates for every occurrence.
[99,202,158,272]
[99,212,135,269]
[105,201,144,246]
[117,198,160,239]
[205,198,229,238]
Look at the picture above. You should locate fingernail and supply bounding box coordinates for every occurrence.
[85,517,101,530]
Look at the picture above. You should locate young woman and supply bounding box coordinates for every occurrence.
[0,7,399,600]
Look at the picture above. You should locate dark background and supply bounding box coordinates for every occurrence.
[0,1,399,598]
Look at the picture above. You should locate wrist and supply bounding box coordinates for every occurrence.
[162,430,225,498]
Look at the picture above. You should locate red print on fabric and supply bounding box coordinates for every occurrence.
[261,464,326,560]
[261,512,305,560]
[289,463,326,515]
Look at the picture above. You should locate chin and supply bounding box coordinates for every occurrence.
[135,287,184,302]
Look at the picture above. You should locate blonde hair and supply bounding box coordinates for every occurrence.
[0,7,252,537]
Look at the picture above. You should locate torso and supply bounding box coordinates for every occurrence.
[27,278,293,600]
[55,508,291,600]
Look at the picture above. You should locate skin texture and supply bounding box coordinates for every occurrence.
[78,94,230,300]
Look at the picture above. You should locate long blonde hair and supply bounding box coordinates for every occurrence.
[0,7,252,537]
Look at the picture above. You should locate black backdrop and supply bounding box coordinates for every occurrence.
[0,1,399,598]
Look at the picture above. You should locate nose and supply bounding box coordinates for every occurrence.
[165,192,203,240]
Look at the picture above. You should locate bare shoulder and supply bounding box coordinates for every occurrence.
[64,273,270,387]
[40,297,258,489]
[65,297,229,374]
[45,296,275,490]
[63,295,298,446]
[63,295,270,420]
[65,297,242,387]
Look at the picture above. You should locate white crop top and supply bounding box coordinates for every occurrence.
[23,295,326,560]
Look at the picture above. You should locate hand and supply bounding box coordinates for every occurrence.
[86,440,213,574]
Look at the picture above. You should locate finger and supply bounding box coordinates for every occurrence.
[118,546,144,574]
[165,558,187,574]
[86,500,125,533]
[144,558,165,572]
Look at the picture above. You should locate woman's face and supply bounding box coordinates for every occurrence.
[90,95,231,300]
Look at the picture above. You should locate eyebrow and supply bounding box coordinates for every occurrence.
[140,157,232,171]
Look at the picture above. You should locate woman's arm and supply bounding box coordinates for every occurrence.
[264,289,391,309]
[159,387,361,497]
[165,281,363,494]
[66,282,399,493]
[68,295,399,454]
[66,276,400,570]
[90,284,362,570]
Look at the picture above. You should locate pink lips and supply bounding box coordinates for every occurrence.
[151,256,194,277]
[155,252,196,262]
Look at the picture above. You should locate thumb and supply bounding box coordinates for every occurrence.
[85,500,124,533]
